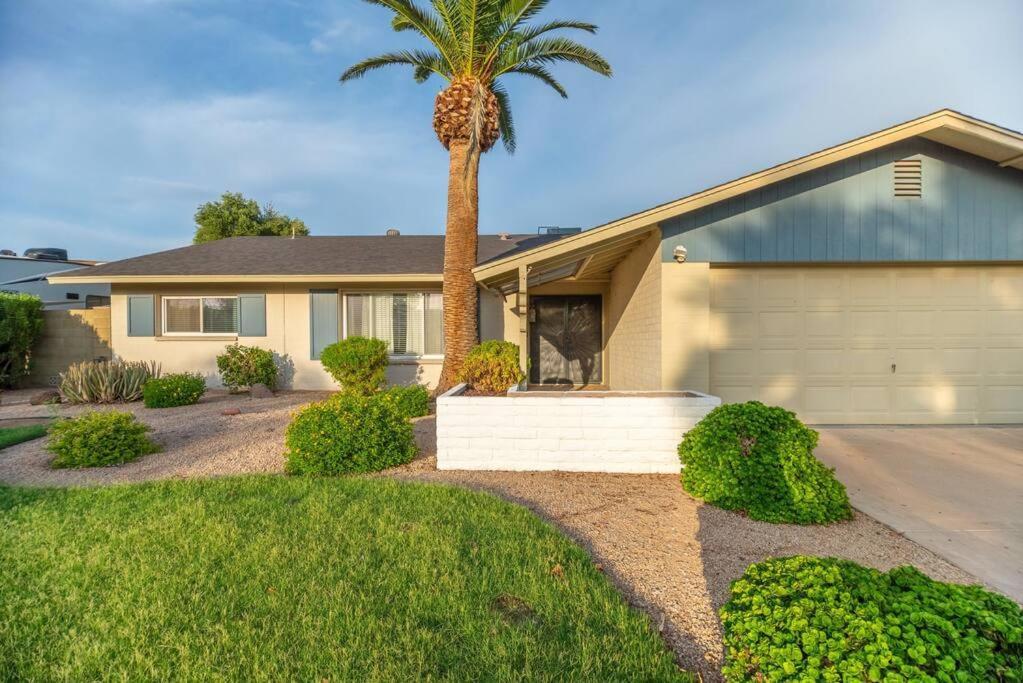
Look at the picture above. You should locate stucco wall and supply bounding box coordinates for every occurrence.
[28,307,113,386]
[660,262,711,392]
[110,283,440,390]
[606,231,662,390]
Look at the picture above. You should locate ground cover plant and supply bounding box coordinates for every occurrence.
[143,372,206,408]
[0,292,44,388]
[216,343,277,392]
[721,556,1023,682]
[59,360,160,403]
[319,336,389,395]
[679,401,851,524]
[456,341,525,394]
[47,411,158,468]
[0,424,48,450]
[285,393,416,474]
[0,477,692,681]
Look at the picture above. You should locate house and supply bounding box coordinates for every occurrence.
[1,250,109,309]
[51,110,1023,424]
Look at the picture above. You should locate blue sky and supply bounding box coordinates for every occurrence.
[1,0,1021,261]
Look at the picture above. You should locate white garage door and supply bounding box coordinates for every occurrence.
[709,266,1023,424]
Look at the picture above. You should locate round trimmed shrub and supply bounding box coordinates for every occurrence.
[319,337,389,395]
[377,384,430,420]
[285,393,416,475]
[456,341,524,394]
[721,556,1023,682]
[678,401,851,524]
[143,372,206,408]
[47,411,159,469]
[216,343,277,392]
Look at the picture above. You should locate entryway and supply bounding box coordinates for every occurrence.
[528,295,603,385]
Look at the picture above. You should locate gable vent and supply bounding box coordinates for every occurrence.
[893,158,922,198]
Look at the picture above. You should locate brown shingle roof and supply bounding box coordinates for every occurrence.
[55,234,564,279]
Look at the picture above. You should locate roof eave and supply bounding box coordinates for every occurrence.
[47,273,445,285]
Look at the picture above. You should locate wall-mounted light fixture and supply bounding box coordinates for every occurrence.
[673,245,688,263]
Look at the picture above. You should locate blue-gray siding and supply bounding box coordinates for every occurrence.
[661,138,1023,263]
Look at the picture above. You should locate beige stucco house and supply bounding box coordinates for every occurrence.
[53,110,1023,424]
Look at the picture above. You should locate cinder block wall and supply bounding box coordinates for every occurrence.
[28,307,112,386]
[607,231,663,389]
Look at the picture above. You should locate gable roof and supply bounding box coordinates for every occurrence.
[50,234,562,284]
[473,109,1023,284]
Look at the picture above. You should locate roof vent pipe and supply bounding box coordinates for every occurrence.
[385,228,401,237]
[497,232,511,240]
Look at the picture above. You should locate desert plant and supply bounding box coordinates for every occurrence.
[0,292,44,388]
[318,337,389,395]
[143,373,206,409]
[59,360,160,404]
[375,384,430,420]
[341,1,611,392]
[721,556,1023,682]
[216,343,277,392]
[456,341,524,394]
[47,411,159,468]
[678,401,851,524]
[285,393,416,475]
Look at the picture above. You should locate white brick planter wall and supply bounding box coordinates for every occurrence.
[436,384,721,473]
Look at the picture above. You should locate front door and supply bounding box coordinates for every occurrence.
[529,295,602,385]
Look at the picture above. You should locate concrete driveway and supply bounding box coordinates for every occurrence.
[816,426,1023,603]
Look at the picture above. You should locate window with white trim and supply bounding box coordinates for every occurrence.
[162,296,239,335]
[344,292,443,358]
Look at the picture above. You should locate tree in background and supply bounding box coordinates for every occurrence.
[0,293,44,388]
[341,0,611,392]
[193,192,309,243]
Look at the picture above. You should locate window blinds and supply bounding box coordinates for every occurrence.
[345,292,443,356]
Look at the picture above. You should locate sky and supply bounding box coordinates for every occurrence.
[1,0,1021,261]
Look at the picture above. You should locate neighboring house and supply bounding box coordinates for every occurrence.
[1,253,109,309]
[52,109,1023,424]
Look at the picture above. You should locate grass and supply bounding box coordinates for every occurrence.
[0,423,48,450]
[0,476,692,681]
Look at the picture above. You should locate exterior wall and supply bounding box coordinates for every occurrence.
[606,231,662,389]
[27,307,113,386]
[2,279,110,310]
[661,137,1023,263]
[436,384,720,473]
[660,262,711,392]
[110,283,441,390]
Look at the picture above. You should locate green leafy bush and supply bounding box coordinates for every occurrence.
[377,384,430,419]
[285,393,416,475]
[678,401,851,524]
[721,556,1023,682]
[216,343,277,392]
[456,341,524,394]
[319,337,389,395]
[0,292,44,388]
[143,373,206,408]
[47,411,159,468]
[59,360,161,404]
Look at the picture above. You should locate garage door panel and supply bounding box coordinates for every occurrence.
[709,265,1023,424]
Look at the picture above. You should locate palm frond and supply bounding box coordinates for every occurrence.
[340,50,450,82]
[503,64,566,97]
[497,36,612,77]
[512,19,597,43]
[491,82,516,153]
[363,0,460,71]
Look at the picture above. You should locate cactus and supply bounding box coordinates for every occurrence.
[59,360,161,404]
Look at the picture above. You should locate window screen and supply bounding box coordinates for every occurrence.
[345,292,443,357]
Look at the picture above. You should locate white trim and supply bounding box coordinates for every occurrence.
[161,295,240,336]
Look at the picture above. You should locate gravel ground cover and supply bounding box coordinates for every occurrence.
[0,394,978,679]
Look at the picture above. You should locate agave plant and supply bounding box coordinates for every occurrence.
[59,360,161,404]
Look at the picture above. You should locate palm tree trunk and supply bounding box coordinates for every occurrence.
[436,139,480,394]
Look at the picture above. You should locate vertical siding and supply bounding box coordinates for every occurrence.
[661,137,1023,263]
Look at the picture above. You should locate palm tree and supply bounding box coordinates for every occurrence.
[341,0,611,391]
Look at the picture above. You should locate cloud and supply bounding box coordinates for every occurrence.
[310,19,367,54]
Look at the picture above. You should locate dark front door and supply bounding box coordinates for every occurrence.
[529,295,602,385]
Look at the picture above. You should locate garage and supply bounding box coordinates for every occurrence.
[709,265,1023,424]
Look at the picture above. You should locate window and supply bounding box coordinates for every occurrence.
[344,292,443,357]
[162,296,239,335]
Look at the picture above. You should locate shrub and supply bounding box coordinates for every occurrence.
[47,411,159,468]
[319,337,389,395]
[59,360,161,404]
[456,341,524,394]
[376,384,430,420]
[721,556,1023,682]
[143,373,206,408]
[216,343,277,392]
[678,401,851,524]
[285,393,416,475]
[0,292,44,388]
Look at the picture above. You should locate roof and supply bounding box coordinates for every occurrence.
[473,109,1023,285]
[49,234,562,284]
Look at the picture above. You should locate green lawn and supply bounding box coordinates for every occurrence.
[0,476,691,681]
[0,423,48,450]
